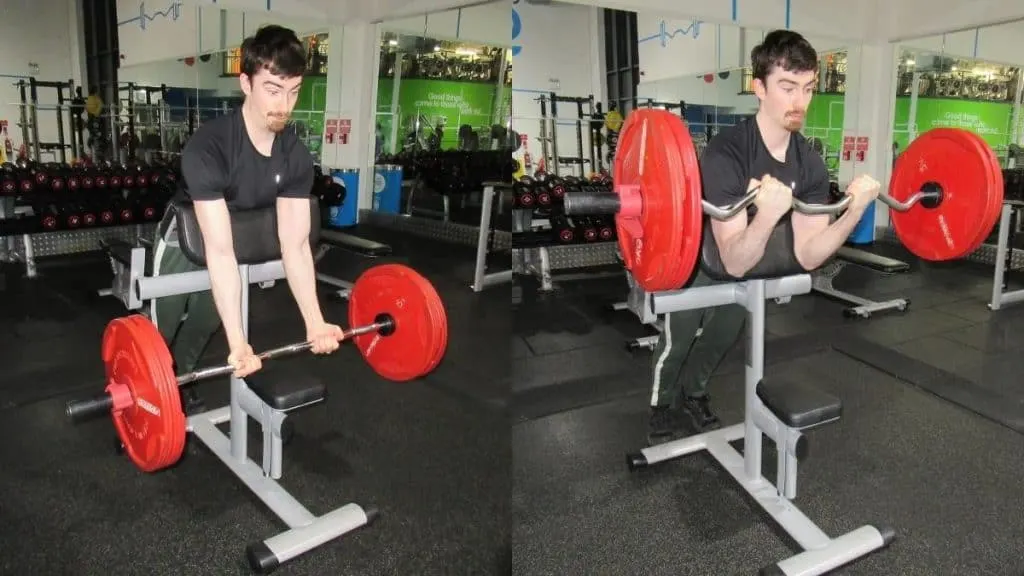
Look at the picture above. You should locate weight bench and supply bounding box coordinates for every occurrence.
[626,229,894,575]
[99,216,389,311]
[314,228,392,299]
[812,245,910,318]
[136,197,374,573]
[98,237,153,310]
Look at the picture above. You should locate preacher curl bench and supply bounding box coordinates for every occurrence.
[627,225,894,576]
[87,197,375,573]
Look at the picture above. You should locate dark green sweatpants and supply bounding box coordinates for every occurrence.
[649,270,747,407]
[149,210,222,374]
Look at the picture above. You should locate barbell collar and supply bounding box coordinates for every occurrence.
[66,394,114,423]
[562,191,622,216]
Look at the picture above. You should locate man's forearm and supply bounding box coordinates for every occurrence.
[205,251,246,350]
[796,204,869,270]
[281,241,324,329]
[720,211,781,277]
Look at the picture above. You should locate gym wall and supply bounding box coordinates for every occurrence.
[510,0,605,170]
[885,0,1024,42]
[635,15,850,83]
[0,0,84,158]
[115,1,324,68]
[117,56,239,95]
[637,73,755,114]
[901,21,1024,66]
[382,3,507,46]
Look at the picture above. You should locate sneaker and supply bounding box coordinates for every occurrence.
[647,405,680,445]
[678,395,721,432]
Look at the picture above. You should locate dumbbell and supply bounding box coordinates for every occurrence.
[98,199,116,226]
[573,216,599,242]
[544,176,568,201]
[550,214,575,243]
[111,196,134,222]
[513,176,537,208]
[1,165,17,196]
[591,216,615,241]
[78,202,98,226]
[38,204,59,230]
[48,164,68,192]
[131,194,159,221]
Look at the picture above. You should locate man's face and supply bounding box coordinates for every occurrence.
[754,66,817,132]
[240,67,304,133]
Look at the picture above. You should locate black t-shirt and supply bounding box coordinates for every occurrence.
[700,118,829,217]
[178,109,314,210]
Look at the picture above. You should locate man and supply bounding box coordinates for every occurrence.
[154,25,342,413]
[648,30,880,443]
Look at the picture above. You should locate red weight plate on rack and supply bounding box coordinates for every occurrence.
[612,109,703,292]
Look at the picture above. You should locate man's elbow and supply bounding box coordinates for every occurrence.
[278,233,310,257]
[793,243,821,271]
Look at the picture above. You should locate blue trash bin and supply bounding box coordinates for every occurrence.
[848,202,876,244]
[329,168,360,228]
[373,164,403,213]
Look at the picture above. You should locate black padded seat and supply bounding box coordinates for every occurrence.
[246,369,327,411]
[756,378,842,429]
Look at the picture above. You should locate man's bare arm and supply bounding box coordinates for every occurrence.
[791,207,866,271]
[192,199,246,350]
[713,210,783,278]
[277,196,324,330]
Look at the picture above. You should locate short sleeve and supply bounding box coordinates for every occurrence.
[799,146,831,205]
[700,142,747,208]
[279,139,315,199]
[181,133,227,202]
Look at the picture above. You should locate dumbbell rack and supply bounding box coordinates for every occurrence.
[0,163,176,277]
[511,175,620,292]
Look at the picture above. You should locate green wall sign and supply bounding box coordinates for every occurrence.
[893,97,1012,152]
[803,94,1013,158]
[377,78,498,149]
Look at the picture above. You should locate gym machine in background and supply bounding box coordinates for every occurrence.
[116,83,168,162]
[535,93,605,177]
[17,78,82,164]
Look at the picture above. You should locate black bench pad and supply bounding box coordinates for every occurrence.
[756,378,842,429]
[836,246,910,273]
[247,371,327,411]
[321,229,392,257]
